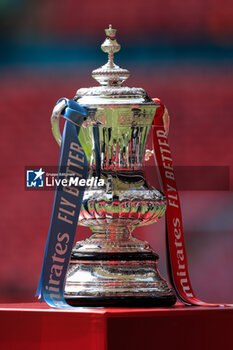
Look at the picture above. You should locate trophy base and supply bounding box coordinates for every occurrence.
[65,294,176,307]
[64,241,177,307]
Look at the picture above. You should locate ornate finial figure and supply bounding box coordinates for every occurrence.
[92,25,130,86]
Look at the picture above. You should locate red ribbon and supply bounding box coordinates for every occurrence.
[152,98,222,306]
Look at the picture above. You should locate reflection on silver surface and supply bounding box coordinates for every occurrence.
[77,125,167,239]
[65,260,172,298]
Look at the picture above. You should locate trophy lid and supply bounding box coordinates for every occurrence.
[74,25,155,106]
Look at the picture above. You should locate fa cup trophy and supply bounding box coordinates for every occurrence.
[51,25,176,307]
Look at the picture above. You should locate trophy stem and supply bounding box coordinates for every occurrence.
[73,225,153,254]
[90,226,132,238]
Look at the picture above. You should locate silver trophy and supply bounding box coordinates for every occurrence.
[51,25,176,306]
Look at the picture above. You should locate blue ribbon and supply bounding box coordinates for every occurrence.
[36,99,88,308]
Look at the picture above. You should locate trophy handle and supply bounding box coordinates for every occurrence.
[51,99,67,146]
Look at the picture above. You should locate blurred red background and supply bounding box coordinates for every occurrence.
[0,0,233,304]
